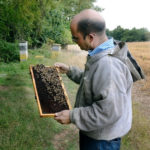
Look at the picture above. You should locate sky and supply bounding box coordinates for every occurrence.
[94,0,150,31]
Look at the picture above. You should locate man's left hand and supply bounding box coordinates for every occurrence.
[54,110,71,124]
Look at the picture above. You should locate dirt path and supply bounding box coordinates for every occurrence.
[52,50,150,150]
[132,80,150,118]
[52,124,79,150]
[52,80,150,150]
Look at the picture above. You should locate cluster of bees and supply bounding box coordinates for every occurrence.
[33,64,69,113]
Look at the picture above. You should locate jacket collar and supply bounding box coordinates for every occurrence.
[85,40,127,67]
[85,40,145,82]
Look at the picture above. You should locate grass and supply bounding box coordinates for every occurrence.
[121,41,150,150]
[0,45,80,150]
[121,102,150,150]
[128,41,150,91]
[0,42,150,150]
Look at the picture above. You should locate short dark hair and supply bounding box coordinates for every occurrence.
[77,19,106,39]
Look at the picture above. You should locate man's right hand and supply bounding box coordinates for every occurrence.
[54,62,69,74]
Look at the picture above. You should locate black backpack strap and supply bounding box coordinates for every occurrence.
[127,50,145,82]
[113,40,145,82]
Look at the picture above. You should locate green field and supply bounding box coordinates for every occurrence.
[0,44,150,150]
[0,46,79,150]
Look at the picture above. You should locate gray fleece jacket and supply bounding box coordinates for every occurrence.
[67,41,133,140]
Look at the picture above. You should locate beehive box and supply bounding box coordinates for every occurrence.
[19,42,28,61]
[30,64,72,117]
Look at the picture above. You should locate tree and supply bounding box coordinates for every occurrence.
[0,0,102,47]
[43,0,102,45]
[106,26,150,42]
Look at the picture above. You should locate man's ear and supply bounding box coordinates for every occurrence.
[88,33,95,42]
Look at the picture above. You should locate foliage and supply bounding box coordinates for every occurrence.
[0,0,101,48]
[0,40,19,63]
[106,26,150,42]
[0,0,56,47]
[43,8,72,45]
[43,0,102,45]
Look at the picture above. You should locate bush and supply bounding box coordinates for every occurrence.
[0,40,19,63]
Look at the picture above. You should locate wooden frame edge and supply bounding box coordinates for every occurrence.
[30,65,43,117]
[30,65,72,118]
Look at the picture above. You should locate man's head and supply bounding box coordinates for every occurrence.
[70,9,107,50]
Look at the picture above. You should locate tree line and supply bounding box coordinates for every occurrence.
[106,26,150,42]
[0,0,101,48]
[1,0,150,48]
[0,0,150,63]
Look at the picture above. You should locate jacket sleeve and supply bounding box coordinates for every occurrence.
[66,66,84,84]
[69,57,133,131]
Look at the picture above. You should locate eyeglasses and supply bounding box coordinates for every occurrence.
[72,36,79,43]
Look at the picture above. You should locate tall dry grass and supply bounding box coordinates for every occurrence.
[127,41,150,91]
[57,42,150,150]
[57,50,87,69]
[58,42,150,92]
[58,42,150,91]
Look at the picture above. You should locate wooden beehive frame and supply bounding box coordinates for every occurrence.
[30,65,72,117]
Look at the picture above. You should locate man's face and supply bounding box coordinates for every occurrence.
[70,24,91,50]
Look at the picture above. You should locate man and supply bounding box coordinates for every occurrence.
[54,9,133,150]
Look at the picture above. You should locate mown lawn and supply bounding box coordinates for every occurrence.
[0,46,79,150]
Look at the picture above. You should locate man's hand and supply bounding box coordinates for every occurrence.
[54,110,71,124]
[54,62,69,74]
